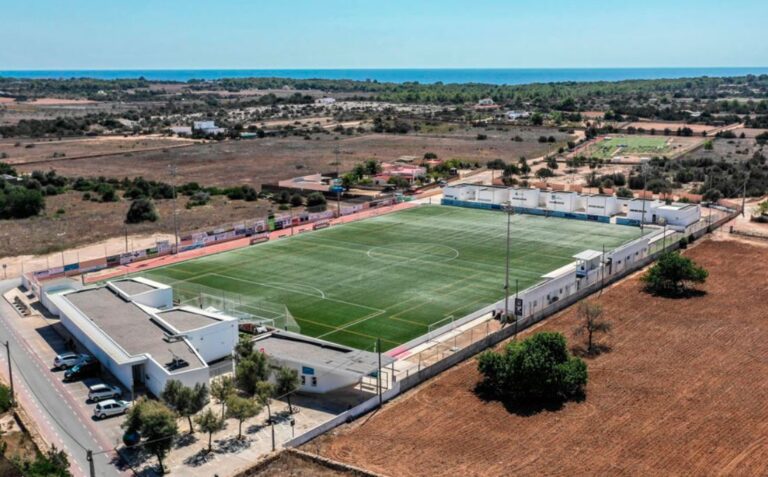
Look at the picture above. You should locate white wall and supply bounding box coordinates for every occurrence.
[586,195,619,216]
[184,320,238,363]
[516,266,578,318]
[268,356,361,394]
[142,358,211,398]
[547,192,578,212]
[627,200,661,223]
[509,188,539,208]
[656,205,701,228]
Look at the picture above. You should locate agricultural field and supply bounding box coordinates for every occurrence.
[311,238,768,477]
[12,127,571,188]
[589,135,672,159]
[134,205,642,351]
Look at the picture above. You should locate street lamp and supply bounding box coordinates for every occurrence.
[501,202,514,325]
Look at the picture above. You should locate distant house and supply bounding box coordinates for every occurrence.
[381,162,427,181]
[477,98,495,106]
[315,97,336,105]
[170,126,192,136]
[506,110,530,121]
[192,120,226,135]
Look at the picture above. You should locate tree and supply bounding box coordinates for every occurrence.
[255,381,277,450]
[535,168,554,179]
[702,188,722,203]
[210,375,236,419]
[275,366,300,414]
[518,157,531,176]
[531,113,544,126]
[477,332,587,406]
[289,193,303,207]
[1,187,44,219]
[226,395,261,439]
[546,157,559,170]
[387,175,410,191]
[161,380,209,434]
[306,192,327,210]
[234,335,254,360]
[123,398,178,474]
[17,445,71,477]
[195,408,225,453]
[236,350,270,396]
[616,187,634,198]
[486,159,506,170]
[641,251,708,296]
[573,301,611,355]
[125,197,158,223]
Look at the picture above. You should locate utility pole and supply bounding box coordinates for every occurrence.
[169,159,180,253]
[124,224,128,253]
[334,147,342,218]
[513,279,519,340]
[640,163,648,233]
[376,338,382,407]
[87,449,95,477]
[4,341,13,406]
[599,244,606,296]
[741,170,751,217]
[503,203,513,325]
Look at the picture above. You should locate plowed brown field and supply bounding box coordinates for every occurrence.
[311,239,768,477]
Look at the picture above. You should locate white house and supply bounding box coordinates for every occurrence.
[585,194,619,216]
[506,110,530,121]
[253,331,392,393]
[443,184,477,202]
[192,120,226,135]
[547,191,583,213]
[627,199,662,223]
[654,203,701,229]
[44,278,238,397]
[476,186,508,204]
[508,187,540,208]
[315,97,336,105]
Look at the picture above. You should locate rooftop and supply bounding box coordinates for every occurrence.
[157,309,222,333]
[573,250,603,261]
[254,331,393,375]
[110,279,157,296]
[65,287,204,372]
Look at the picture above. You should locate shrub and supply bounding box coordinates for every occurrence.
[290,194,303,207]
[125,198,158,224]
[477,332,587,406]
[641,251,708,296]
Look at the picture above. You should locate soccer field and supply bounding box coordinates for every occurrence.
[593,136,670,159]
[135,206,643,351]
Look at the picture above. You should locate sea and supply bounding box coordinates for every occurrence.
[1,68,768,85]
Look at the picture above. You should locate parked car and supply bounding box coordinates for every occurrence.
[63,359,100,382]
[93,400,130,420]
[88,384,122,402]
[53,352,89,370]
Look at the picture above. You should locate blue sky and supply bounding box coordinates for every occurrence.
[2,0,767,69]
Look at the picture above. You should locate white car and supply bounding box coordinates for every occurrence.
[53,352,88,370]
[93,400,130,419]
[88,384,122,402]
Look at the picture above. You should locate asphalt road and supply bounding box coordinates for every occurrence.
[0,278,123,477]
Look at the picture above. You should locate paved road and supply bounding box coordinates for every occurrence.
[0,279,123,477]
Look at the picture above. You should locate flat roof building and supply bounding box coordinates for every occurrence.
[45,278,238,397]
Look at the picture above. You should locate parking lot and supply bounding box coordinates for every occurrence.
[12,308,129,447]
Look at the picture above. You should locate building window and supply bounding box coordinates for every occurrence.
[301,375,306,385]
[311,377,317,387]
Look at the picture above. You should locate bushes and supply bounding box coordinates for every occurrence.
[477,332,587,406]
[125,198,158,224]
[0,187,45,219]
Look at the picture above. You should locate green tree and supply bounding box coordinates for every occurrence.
[641,251,708,296]
[289,193,303,207]
[255,381,277,450]
[125,197,158,223]
[363,159,382,176]
[275,366,300,414]
[387,175,410,191]
[195,408,225,453]
[1,187,44,219]
[226,395,261,439]
[573,301,611,355]
[122,398,178,474]
[535,168,554,179]
[16,445,71,477]
[235,335,254,360]
[306,192,327,210]
[477,332,587,406]
[161,380,209,434]
[210,375,236,419]
[236,351,270,396]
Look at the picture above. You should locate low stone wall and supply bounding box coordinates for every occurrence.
[233,448,385,477]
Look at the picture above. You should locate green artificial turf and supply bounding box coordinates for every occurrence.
[135,206,643,351]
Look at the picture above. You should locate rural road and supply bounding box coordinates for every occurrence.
[0,279,122,477]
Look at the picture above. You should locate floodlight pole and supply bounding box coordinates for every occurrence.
[4,341,13,406]
[513,279,519,340]
[376,338,382,407]
[640,163,648,233]
[169,159,180,253]
[503,203,512,325]
[741,170,751,217]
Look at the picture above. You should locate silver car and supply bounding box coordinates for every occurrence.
[53,352,87,370]
[88,384,122,402]
[93,399,130,419]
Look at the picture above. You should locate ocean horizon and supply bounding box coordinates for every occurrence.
[2,67,768,85]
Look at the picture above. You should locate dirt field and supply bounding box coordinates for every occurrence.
[0,135,198,166]
[238,450,373,477]
[0,191,273,258]
[624,121,717,134]
[12,128,570,188]
[683,136,762,164]
[311,238,768,477]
